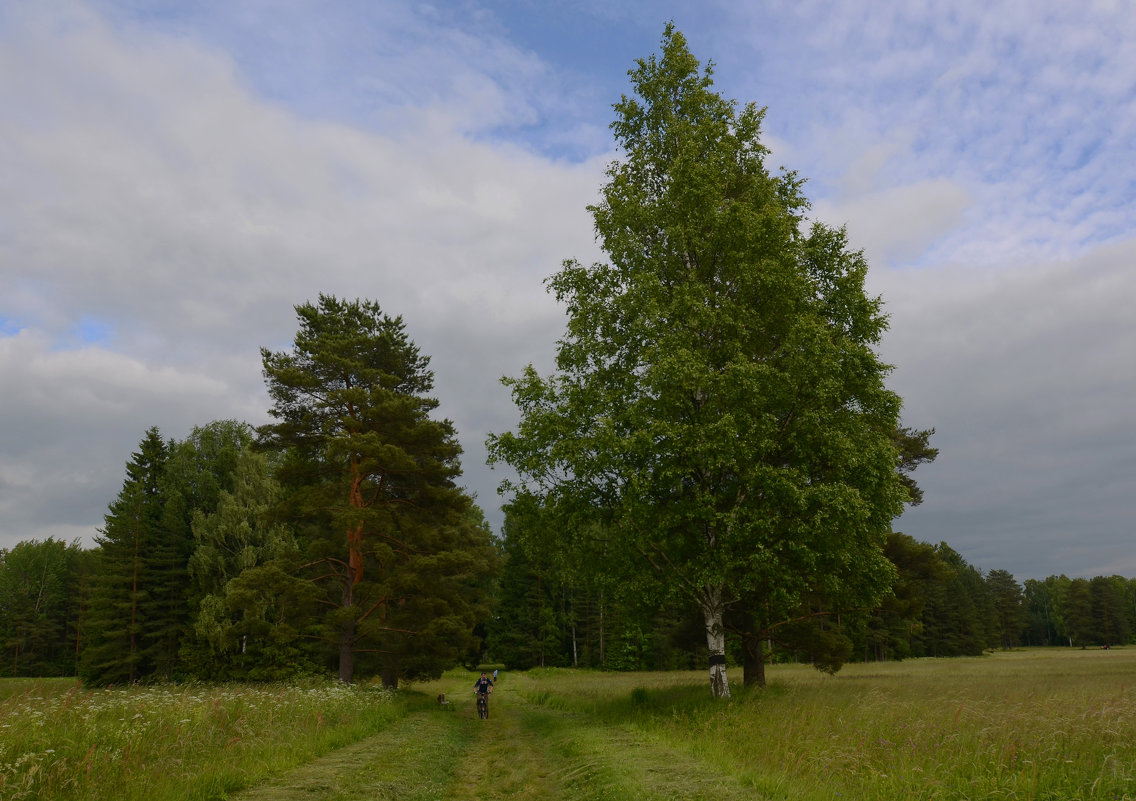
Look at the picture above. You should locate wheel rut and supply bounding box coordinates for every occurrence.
[229,680,769,800]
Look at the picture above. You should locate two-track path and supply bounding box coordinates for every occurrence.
[228,678,769,801]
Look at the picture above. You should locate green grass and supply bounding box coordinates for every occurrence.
[0,678,401,801]
[500,650,1136,800]
[4,649,1135,800]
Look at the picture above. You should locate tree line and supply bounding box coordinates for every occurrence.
[4,515,1133,683]
[486,513,1136,674]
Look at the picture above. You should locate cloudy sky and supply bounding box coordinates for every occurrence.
[2,0,1133,581]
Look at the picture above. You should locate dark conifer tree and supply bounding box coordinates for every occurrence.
[1089,576,1130,647]
[260,296,499,685]
[986,568,1026,650]
[918,545,996,657]
[1060,578,1095,647]
[80,427,169,684]
[490,524,562,670]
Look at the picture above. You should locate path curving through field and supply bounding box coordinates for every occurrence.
[227,676,769,801]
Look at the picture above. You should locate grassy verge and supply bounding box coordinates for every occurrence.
[0,678,402,801]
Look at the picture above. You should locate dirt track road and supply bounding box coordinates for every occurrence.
[228,678,767,801]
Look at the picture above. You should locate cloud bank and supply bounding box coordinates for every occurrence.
[2,1,1134,581]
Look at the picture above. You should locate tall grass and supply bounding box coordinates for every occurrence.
[0,679,400,801]
[6,650,1133,800]
[518,649,1136,800]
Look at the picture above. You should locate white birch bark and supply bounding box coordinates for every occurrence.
[703,586,730,698]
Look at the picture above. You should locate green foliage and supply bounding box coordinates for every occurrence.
[891,426,938,506]
[488,520,561,670]
[79,427,171,685]
[260,295,500,685]
[180,446,318,680]
[987,568,1027,648]
[1061,577,1097,647]
[78,422,303,685]
[917,544,998,656]
[489,25,906,694]
[1090,575,1131,646]
[159,421,258,670]
[850,531,953,661]
[0,538,83,677]
[1023,576,1063,645]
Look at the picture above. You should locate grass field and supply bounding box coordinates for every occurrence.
[2,648,1134,800]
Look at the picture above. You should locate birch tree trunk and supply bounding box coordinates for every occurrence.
[702,586,730,698]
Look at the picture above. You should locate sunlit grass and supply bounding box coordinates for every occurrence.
[0,678,400,801]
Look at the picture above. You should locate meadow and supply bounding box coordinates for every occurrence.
[492,648,1136,800]
[2,648,1133,800]
[0,679,400,800]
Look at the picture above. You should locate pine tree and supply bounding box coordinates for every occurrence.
[986,569,1026,649]
[260,295,499,684]
[918,545,996,657]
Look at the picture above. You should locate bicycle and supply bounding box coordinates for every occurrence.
[475,690,490,719]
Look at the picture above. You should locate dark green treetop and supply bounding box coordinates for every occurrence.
[260,295,498,685]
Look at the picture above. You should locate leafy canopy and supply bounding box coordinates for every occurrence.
[489,25,908,692]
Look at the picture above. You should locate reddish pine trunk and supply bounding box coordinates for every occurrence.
[338,458,367,684]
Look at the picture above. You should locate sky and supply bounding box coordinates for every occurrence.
[2,0,1134,581]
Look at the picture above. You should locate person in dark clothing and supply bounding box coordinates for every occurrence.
[474,671,494,694]
[473,671,494,719]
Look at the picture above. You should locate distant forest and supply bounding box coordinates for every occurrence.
[1,419,1130,683]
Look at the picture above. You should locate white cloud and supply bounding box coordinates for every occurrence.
[0,3,606,548]
[0,328,267,543]
[814,177,972,267]
[2,0,1135,583]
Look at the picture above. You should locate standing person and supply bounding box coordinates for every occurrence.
[492,669,498,682]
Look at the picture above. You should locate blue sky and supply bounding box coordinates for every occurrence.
[1,0,1134,580]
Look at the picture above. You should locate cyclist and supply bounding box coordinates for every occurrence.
[474,671,494,694]
[473,671,494,718]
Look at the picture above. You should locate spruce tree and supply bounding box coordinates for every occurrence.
[80,427,169,684]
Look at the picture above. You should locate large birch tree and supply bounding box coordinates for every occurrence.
[488,26,908,698]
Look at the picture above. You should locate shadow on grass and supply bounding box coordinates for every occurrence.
[521,677,782,724]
